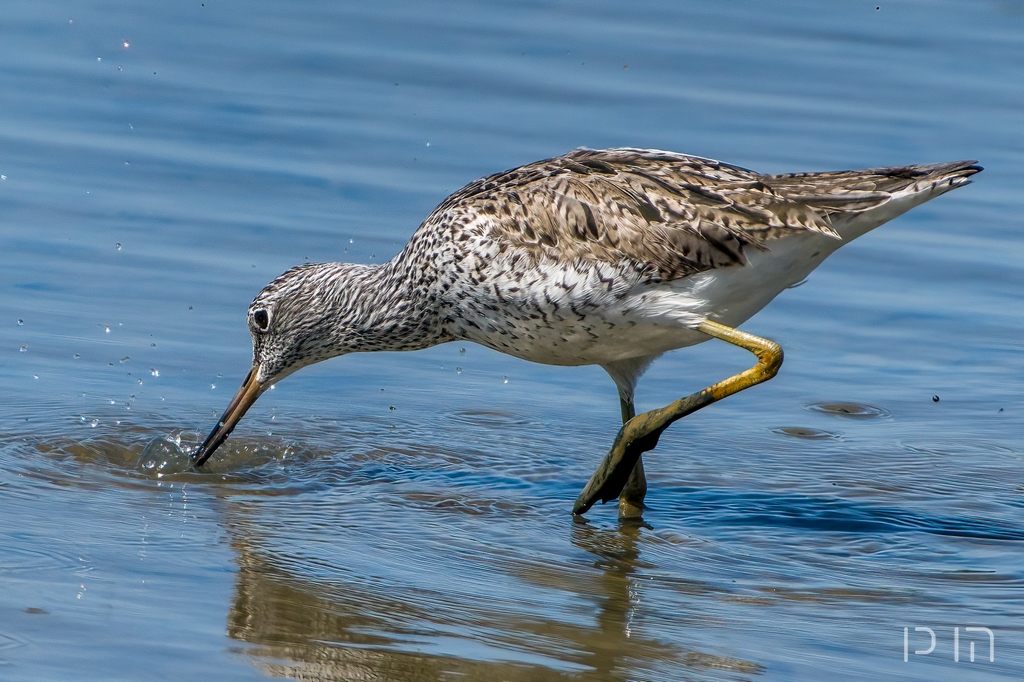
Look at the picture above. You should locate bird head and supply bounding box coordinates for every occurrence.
[191,262,372,467]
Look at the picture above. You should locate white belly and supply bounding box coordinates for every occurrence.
[446,231,841,367]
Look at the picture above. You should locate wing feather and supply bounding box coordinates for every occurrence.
[419,149,976,281]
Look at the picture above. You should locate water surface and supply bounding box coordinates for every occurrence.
[2,1,1023,680]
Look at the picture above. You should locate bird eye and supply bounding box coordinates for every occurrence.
[251,308,270,332]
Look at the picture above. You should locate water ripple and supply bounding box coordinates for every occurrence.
[805,402,892,419]
[662,489,1024,541]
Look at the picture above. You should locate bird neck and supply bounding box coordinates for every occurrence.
[336,257,447,353]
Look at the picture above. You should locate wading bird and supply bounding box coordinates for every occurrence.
[191,148,980,517]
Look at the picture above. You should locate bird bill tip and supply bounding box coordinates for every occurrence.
[191,367,265,468]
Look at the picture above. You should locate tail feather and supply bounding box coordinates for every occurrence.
[762,160,982,241]
[765,160,982,198]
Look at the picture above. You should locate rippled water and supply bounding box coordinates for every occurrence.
[2,1,1023,680]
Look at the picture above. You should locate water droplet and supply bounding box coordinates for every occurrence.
[456,367,462,374]
[109,399,116,404]
[269,384,275,390]
[90,419,99,428]
[349,238,354,244]
[123,40,129,48]
[129,394,135,400]
[19,345,27,352]
[105,326,111,333]
[502,376,508,384]
[119,356,129,363]
[137,379,143,385]
[150,368,159,377]
[389,405,396,411]
[1,175,6,180]
[73,353,80,359]
[17,319,23,326]
[210,384,216,389]
[459,348,466,355]
[33,375,38,379]
[97,56,101,61]
[115,243,121,251]
[137,431,199,475]
[931,395,940,402]
[150,342,156,347]
[80,416,86,422]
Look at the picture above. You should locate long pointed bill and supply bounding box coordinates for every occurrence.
[191,367,266,467]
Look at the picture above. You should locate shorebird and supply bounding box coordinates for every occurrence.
[190,148,980,517]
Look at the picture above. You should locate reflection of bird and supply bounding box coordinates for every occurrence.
[191,148,980,517]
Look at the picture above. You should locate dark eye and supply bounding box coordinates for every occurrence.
[252,308,270,332]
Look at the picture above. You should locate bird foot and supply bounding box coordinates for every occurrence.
[617,497,646,520]
[572,417,663,516]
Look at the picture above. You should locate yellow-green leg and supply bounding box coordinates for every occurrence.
[574,320,784,516]
[617,397,647,519]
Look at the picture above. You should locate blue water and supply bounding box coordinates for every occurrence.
[2,1,1022,680]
